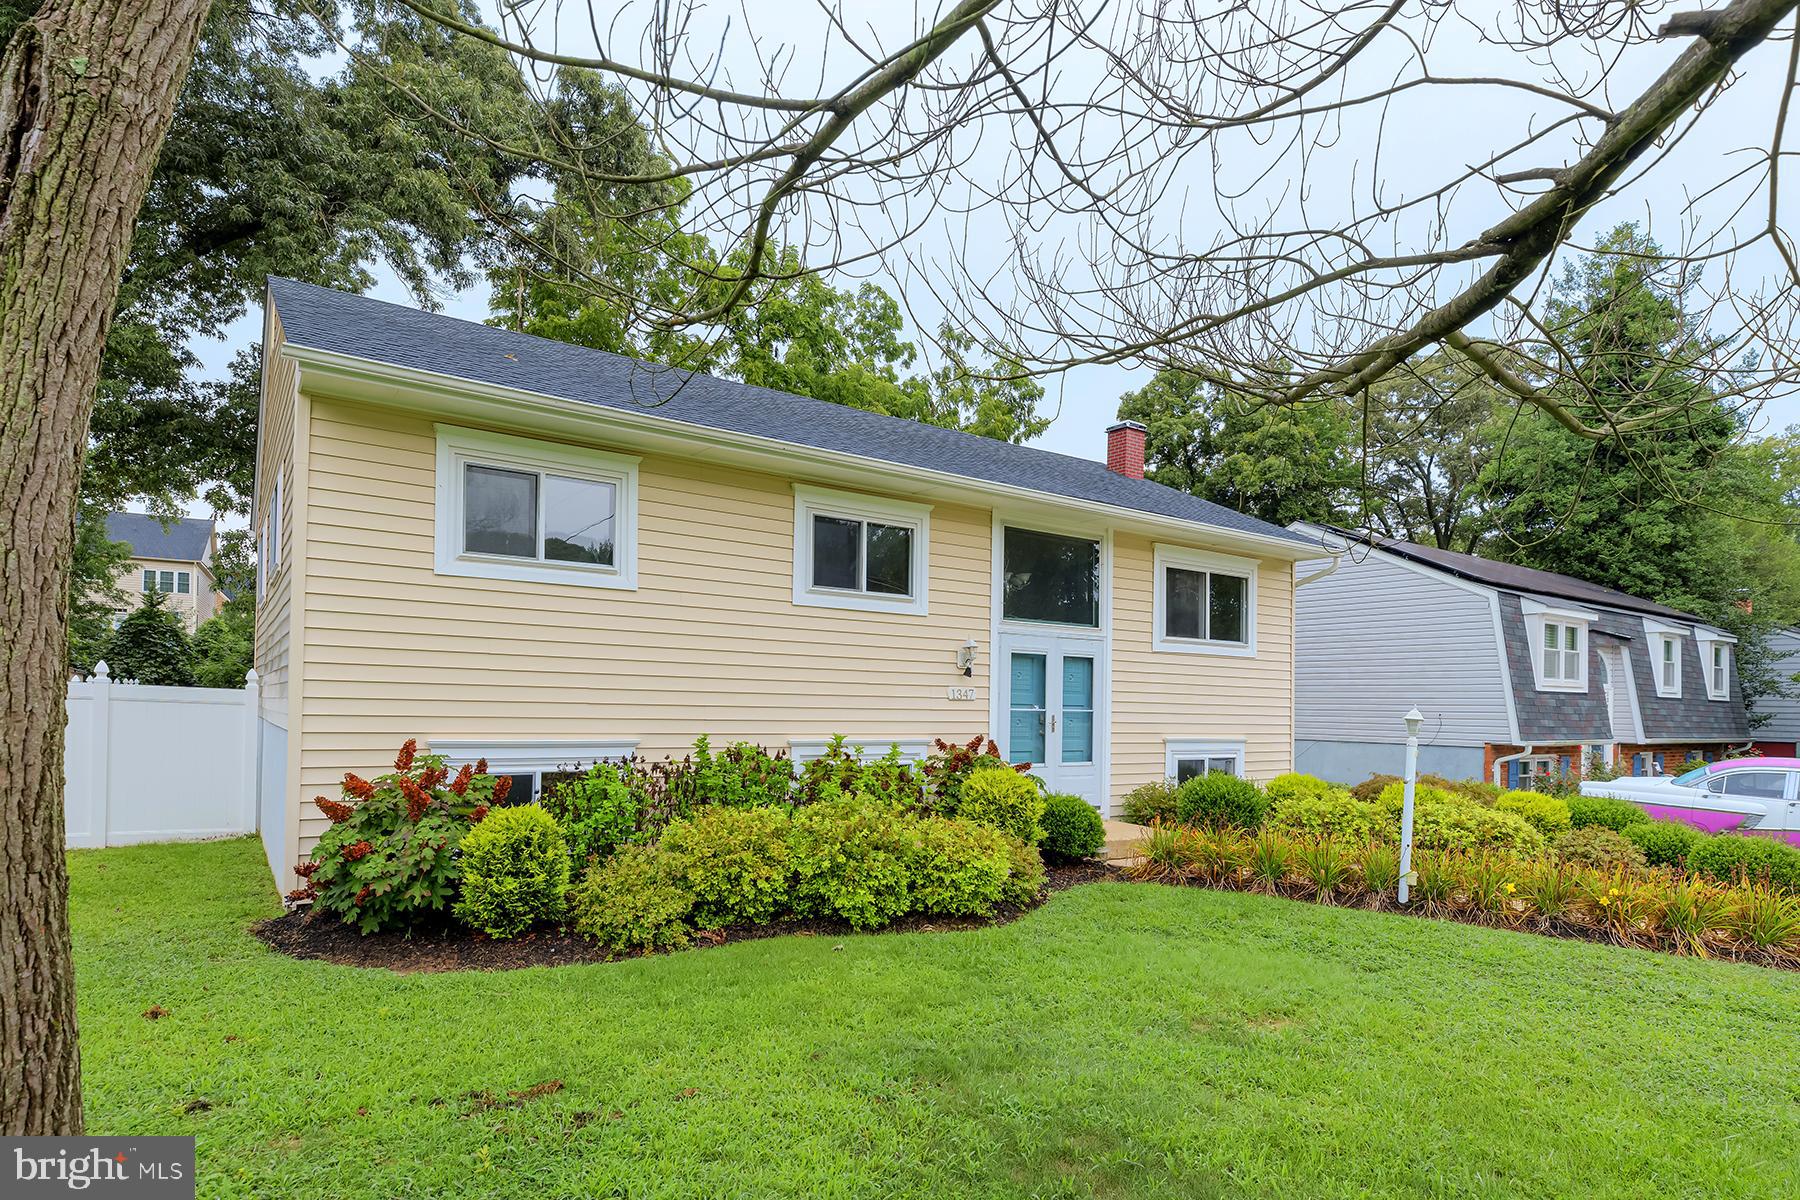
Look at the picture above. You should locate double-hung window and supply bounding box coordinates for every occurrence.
[1153,545,1256,655]
[792,486,929,615]
[142,569,189,594]
[1542,622,1581,682]
[435,425,638,589]
[1523,599,1591,692]
[1694,628,1735,701]
[1643,618,1686,698]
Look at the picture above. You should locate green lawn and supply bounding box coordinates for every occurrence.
[72,838,1800,1199]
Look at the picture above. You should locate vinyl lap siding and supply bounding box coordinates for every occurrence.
[294,399,993,854]
[1294,549,1509,748]
[1752,628,1800,741]
[253,310,298,710]
[1109,533,1295,795]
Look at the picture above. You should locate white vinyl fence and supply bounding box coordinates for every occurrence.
[64,663,261,849]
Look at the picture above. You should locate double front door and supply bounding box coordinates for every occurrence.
[999,633,1103,809]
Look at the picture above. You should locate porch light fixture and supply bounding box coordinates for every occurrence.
[957,637,979,677]
[1398,707,1423,906]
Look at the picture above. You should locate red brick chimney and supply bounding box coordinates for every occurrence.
[1106,421,1147,480]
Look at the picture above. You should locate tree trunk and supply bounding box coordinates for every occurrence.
[0,0,210,1136]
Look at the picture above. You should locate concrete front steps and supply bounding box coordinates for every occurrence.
[1101,819,1150,867]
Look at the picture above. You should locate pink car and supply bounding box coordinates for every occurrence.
[1580,757,1800,845]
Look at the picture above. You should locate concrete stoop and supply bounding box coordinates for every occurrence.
[1101,819,1150,868]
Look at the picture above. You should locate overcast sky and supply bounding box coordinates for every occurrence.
[187,1,1799,524]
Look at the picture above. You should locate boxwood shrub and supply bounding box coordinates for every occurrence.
[1495,790,1573,835]
[454,804,573,938]
[1686,834,1800,890]
[1176,772,1269,830]
[959,767,1045,844]
[571,844,694,952]
[1567,793,1647,832]
[659,805,793,929]
[1623,819,1706,867]
[1039,793,1105,861]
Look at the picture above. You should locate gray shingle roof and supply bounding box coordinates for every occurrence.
[1307,523,1702,623]
[267,278,1313,548]
[105,512,213,564]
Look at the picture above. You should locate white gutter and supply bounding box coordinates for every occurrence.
[279,340,1323,562]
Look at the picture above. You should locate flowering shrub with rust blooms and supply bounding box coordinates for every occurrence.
[294,738,510,934]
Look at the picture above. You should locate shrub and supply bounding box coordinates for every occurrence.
[999,836,1046,906]
[921,735,1014,812]
[1348,773,1400,802]
[1412,801,1545,855]
[1270,789,1392,843]
[788,799,917,929]
[908,818,1012,915]
[454,805,572,938]
[1352,772,1491,803]
[1039,793,1104,862]
[659,806,793,928]
[690,736,796,807]
[1623,820,1706,868]
[1495,790,1573,835]
[1552,826,1647,871]
[105,586,196,686]
[543,763,643,867]
[1176,772,1269,830]
[297,740,503,934]
[959,767,1045,843]
[796,736,924,808]
[1567,793,1647,832]
[1687,834,1800,890]
[571,845,693,952]
[1374,782,1462,812]
[1119,779,1178,826]
[1265,772,1335,805]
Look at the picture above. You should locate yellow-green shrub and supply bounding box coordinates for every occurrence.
[1265,772,1335,805]
[659,806,793,929]
[571,844,693,952]
[959,767,1045,844]
[1000,835,1046,905]
[1495,790,1573,835]
[454,804,571,939]
[1269,789,1393,843]
[908,817,1012,915]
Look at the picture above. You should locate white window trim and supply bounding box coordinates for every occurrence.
[434,424,639,590]
[431,738,640,775]
[1643,617,1687,699]
[1163,738,1247,780]
[787,737,932,765]
[791,484,930,616]
[269,468,283,572]
[1694,628,1736,701]
[1521,598,1593,693]
[1151,544,1258,657]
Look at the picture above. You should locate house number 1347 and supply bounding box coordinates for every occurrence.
[946,686,978,702]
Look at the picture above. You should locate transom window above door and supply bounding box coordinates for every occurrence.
[792,485,930,615]
[1152,545,1257,655]
[1002,526,1100,627]
[435,425,638,589]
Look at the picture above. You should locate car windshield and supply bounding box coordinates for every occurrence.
[1671,766,1709,787]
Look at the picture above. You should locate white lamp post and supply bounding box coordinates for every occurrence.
[1398,707,1423,906]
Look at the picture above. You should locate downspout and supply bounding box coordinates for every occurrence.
[1491,744,1536,788]
[1295,554,1342,588]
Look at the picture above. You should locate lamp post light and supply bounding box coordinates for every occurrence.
[1398,707,1423,906]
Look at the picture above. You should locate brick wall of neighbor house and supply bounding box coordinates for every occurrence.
[1110,533,1296,802]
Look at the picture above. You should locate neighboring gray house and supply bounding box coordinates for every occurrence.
[1753,627,1800,753]
[1291,523,1751,786]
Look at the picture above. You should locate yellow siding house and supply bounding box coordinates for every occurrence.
[254,279,1317,886]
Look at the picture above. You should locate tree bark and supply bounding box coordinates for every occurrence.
[0,0,211,1135]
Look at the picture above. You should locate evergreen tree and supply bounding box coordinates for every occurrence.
[105,588,197,687]
[191,608,253,688]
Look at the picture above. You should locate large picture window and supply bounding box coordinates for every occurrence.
[1152,545,1257,655]
[792,485,930,615]
[435,425,638,589]
[1002,526,1100,627]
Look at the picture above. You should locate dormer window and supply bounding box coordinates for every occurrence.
[1642,617,1688,699]
[1693,627,1735,701]
[1522,597,1593,692]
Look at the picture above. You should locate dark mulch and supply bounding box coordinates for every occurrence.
[251,860,1123,974]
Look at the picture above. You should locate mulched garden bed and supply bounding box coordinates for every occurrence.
[252,859,1123,973]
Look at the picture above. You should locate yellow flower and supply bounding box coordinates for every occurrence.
[1608,887,1620,897]
[1598,895,1611,907]
[1503,882,1516,894]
